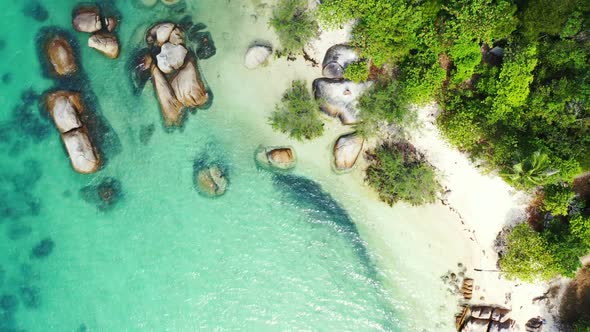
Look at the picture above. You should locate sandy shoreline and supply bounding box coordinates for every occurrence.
[188,0,557,330]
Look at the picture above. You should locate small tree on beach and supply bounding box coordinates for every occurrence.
[269,0,319,55]
[269,80,324,141]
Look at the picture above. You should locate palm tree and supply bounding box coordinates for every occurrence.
[503,151,558,189]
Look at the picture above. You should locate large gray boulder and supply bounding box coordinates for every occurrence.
[333,133,364,171]
[156,42,188,74]
[170,58,208,107]
[151,64,183,126]
[488,320,514,332]
[322,44,359,79]
[46,91,83,134]
[88,33,120,59]
[72,7,102,33]
[62,128,100,174]
[45,35,77,76]
[244,44,272,69]
[313,78,372,125]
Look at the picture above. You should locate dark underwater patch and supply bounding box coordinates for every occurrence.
[18,285,40,309]
[6,222,33,241]
[139,124,156,145]
[271,173,379,279]
[2,73,11,84]
[80,177,123,211]
[22,0,49,22]
[0,159,43,222]
[31,238,54,259]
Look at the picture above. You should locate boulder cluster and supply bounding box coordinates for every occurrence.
[457,305,513,332]
[195,165,227,197]
[72,6,120,59]
[142,22,209,126]
[45,91,100,173]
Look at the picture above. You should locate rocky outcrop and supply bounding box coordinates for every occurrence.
[151,64,183,126]
[313,78,371,125]
[196,166,227,197]
[72,7,102,33]
[525,317,544,332]
[46,91,83,133]
[333,133,364,171]
[45,35,77,76]
[88,33,120,59]
[72,5,120,59]
[46,91,100,174]
[244,44,272,69]
[62,128,100,174]
[170,58,208,107]
[156,42,188,74]
[142,21,210,127]
[322,44,359,79]
[255,146,296,170]
[457,305,514,332]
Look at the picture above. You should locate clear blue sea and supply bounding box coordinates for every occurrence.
[0,1,416,330]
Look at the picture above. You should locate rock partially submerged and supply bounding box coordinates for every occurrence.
[313,78,371,125]
[88,33,120,59]
[80,177,122,211]
[196,165,227,197]
[322,44,359,79]
[333,133,364,171]
[46,91,101,174]
[45,35,77,76]
[255,146,296,170]
[244,44,272,69]
[143,21,210,127]
[72,7,102,33]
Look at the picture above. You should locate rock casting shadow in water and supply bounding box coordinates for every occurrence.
[22,0,49,22]
[80,177,123,211]
[271,173,380,280]
[36,27,122,166]
[0,159,43,223]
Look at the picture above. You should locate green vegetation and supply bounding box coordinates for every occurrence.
[343,61,370,82]
[356,79,415,137]
[316,0,590,282]
[365,141,440,206]
[269,80,323,141]
[269,0,319,55]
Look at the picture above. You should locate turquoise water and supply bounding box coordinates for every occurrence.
[0,1,412,330]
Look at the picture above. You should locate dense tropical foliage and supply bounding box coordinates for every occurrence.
[269,0,319,55]
[269,80,324,141]
[365,141,440,206]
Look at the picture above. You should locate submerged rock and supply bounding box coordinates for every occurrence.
[192,31,216,59]
[313,78,371,125]
[196,165,227,197]
[19,286,40,309]
[31,238,54,259]
[45,35,77,76]
[88,33,120,59]
[156,42,187,74]
[255,146,296,170]
[151,64,183,126]
[23,0,49,22]
[244,44,272,69]
[72,7,102,33]
[80,177,122,211]
[170,58,208,107]
[322,44,359,79]
[129,48,153,94]
[333,133,364,171]
[62,128,101,174]
[105,17,118,32]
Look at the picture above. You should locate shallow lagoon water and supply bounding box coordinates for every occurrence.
[0,1,416,330]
